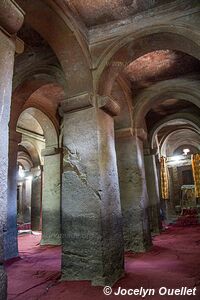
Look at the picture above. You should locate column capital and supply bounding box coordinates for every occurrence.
[59,93,120,117]
[41,147,61,157]
[96,95,120,117]
[0,1,24,35]
[59,93,93,116]
[143,148,158,156]
[31,166,41,177]
[134,128,147,141]
[115,127,134,139]
[115,127,147,141]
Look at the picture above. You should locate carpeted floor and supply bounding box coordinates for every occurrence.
[6,225,200,300]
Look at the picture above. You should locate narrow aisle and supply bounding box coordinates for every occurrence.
[6,225,200,300]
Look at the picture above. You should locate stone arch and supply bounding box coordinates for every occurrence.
[159,125,199,153]
[132,77,200,129]
[16,106,61,245]
[16,140,42,233]
[160,128,200,157]
[13,64,66,92]
[97,25,200,95]
[17,0,92,97]
[10,64,64,246]
[18,107,58,149]
[173,144,199,156]
[166,139,200,157]
[18,141,41,168]
[149,112,200,150]
[17,152,33,171]
[10,72,65,135]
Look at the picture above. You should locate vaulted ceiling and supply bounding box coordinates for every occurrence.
[125,50,200,90]
[14,0,200,151]
[17,111,43,136]
[66,0,174,27]
[146,100,199,131]
[165,129,200,156]
[124,49,200,135]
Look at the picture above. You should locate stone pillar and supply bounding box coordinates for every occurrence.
[171,166,180,206]
[168,167,176,216]
[144,152,161,234]
[17,182,23,219]
[115,128,152,252]
[0,265,7,300]
[22,175,32,223]
[31,167,42,231]
[4,131,21,260]
[60,94,124,286]
[41,148,61,245]
[0,2,24,297]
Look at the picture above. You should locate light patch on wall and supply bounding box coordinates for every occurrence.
[171,155,183,162]
[18,165,25,178]
[183,148,190,155]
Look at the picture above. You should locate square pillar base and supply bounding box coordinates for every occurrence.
[0,266,7,300]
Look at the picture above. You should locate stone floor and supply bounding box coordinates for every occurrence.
[6,225,200,300]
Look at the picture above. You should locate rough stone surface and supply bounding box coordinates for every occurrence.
[67,0,173,27]
[144,154,161,234]
[0,265,7,300]
[0,29,15,299]
[0,0,24,34]
[41,153,61,245]
[22,178,32,223]
[125,50,200,90]
[31,172,42,231]
[4,133,20,260]
[61,105,124,286]
[62,171,104,283]
[116,136,152,252]
[170,166,180,207]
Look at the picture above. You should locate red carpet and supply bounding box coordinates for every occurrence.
[175,209,199,226]
[6,225,200,300]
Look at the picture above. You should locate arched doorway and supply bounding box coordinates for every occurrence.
[15,106,61,245]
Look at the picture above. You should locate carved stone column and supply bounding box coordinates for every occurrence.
[17,182,23,219]
[31,166,42,231]
[4,130,21,260]
[22,174,32,223]
[60,93,124,286]
[115,128,152,252]
[0,2,24,298]
[40,148,61,245]
[144,151,162,234]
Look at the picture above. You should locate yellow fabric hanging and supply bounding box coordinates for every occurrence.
[191,154,200,198]
[160,156,169,200]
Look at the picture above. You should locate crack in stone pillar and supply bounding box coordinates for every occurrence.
[60,93,124,286]
[40,148,61,245]
[144,151,162,235]
[115,128,152,252]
